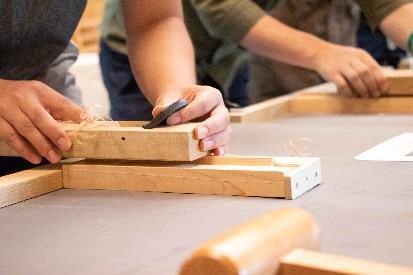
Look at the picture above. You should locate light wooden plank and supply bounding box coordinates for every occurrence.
[279,249,413,275]
[62,156,321,199]
[383,69,413,96]
[288,93,413,114]
[0,121,207,161]
[0,165,62,208]
[230,93,292,123]
[180,208,320,275]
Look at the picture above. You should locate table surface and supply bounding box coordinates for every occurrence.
[1,115,412,275]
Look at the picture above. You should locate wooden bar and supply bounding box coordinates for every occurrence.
[0,165,62,208]
[62,156,321,199]
[384,69,413,96]
[230,93,292,123]
[279,249,413,275]
[0,121,207,161]
[289,93,413,114]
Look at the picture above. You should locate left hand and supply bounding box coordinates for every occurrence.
[152,85,231,156]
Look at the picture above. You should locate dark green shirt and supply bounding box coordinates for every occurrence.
[101,0,412,92]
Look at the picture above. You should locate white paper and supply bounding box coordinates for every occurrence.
[354,133,413,162]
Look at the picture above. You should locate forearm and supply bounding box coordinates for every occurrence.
[122,1,196,105]
[240,15,331,70]
[380,3,413,51]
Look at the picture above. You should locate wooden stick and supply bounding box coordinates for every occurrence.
[288,93,413,114]
[279,249,413,275]
[180,208,320,275]
[0,121,207,161]
[62,156,321,199]
[0,165,62,208]
[230,93,293,123]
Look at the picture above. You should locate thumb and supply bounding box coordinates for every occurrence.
[152,104,168,118]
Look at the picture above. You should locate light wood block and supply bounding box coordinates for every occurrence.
[0,121,207,161]
[62,156,321,199]
[384,69,413,96]
[279,249,413,275]
[0,165,62,208]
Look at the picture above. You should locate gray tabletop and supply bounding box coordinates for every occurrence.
[0,115,412,275]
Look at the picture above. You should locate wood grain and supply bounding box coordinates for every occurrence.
[0,121,206,161]
[62,156,321,199]
[289,93,413,114]
[0,165,62,208]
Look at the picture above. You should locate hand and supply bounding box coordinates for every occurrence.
[152,85,231,156]
[0,79,83,164]
[311,44,389,97]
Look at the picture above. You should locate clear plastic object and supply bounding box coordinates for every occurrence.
[285,138,315,157]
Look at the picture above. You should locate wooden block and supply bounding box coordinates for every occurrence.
[279,249,413,275]
[0,121,207,161]
[62,156,321,199]
[0,165,62,208]
[383,70,413,96]
[288,93,413,115]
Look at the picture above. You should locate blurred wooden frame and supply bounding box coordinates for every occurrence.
[230,70,413,123]
[72,0,105,52]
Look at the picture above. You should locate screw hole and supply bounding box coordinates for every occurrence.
[305,176,309,181]
[121,137,126,141]
[295,182,299,188]
[315,172,318,178]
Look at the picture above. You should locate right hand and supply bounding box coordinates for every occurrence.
[311,44,389,98]
[0,79,83,164]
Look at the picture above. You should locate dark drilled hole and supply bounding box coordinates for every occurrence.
[121,137,126,141]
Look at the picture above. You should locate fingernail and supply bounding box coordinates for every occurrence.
[196,127,208,139]
[167,116,181,125]
[202,139,214,151]
[30,155,42,164]
[47,150,61,163]
[57,137,72,151]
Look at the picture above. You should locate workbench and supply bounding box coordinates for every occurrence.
[0,114,412,274]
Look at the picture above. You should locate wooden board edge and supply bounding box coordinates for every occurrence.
[0,165,63,208]
[283,158,321,200]
[279,249,413,275]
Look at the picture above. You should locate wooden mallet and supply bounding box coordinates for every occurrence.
[180,208,413,275]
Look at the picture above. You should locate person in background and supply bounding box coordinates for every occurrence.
[100,0,413,118]
[0,1,231,176]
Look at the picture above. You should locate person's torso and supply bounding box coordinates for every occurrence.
[0,0,87,80]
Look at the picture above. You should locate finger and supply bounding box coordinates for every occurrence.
[212,146,226,156]
[36,83,83,122]
[5,111,61,163]
[360,52,388,93]
[341,66,369,98]
[351,59,379,97]
[20,100,72,152]
[199,126,232,152]
[333,75,353,97]
[0,118,41,164]
[195,105,230,139]
[167,87,222,125]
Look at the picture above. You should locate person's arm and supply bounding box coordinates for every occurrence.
[122,0,231,155]
[240,15,387,98]
[192,0,387,97]
[0,79,83,164]
[380,3,413,51]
